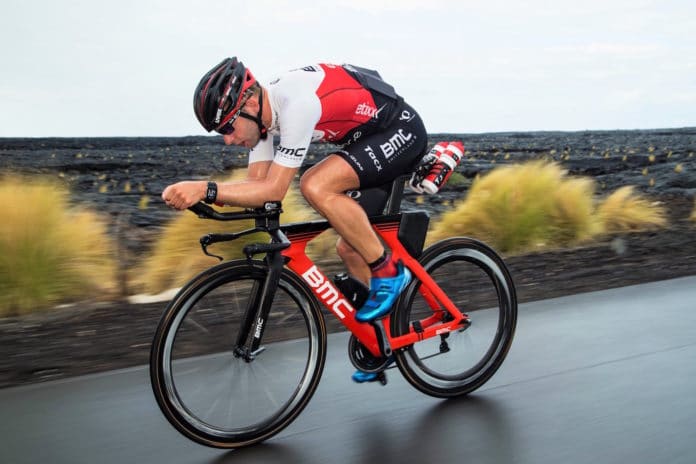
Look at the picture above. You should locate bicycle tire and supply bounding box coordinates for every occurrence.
[150,259,327,448]
[392,237,517,397]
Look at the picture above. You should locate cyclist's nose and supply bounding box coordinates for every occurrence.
[223,134,236,145]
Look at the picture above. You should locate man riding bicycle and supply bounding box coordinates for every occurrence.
[162,57,428,382]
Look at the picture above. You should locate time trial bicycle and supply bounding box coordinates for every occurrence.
[150,177,517,448]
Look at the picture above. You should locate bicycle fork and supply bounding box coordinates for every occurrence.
[234,234,289,362]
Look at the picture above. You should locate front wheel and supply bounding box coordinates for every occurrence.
[150,260,327,448]
[392,237,517,397]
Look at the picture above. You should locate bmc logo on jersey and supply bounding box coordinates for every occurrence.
[277,145,307,157]
[380,129,413,158]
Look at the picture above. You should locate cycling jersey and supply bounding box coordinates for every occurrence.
[249,64,419,166]
[250,63,428,214]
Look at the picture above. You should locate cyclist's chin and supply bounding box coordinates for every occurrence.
[241,135,260,149]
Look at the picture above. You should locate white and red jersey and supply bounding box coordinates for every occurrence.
[249,64,402,169]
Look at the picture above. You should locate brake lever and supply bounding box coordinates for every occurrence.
[200,234,224,262]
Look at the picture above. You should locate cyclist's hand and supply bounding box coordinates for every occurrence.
[162,181,206,210]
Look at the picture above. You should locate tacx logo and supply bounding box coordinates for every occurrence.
[355,103,387,119]
[380,129,413,159]
[364,145,383,172]
[277,145,307,157]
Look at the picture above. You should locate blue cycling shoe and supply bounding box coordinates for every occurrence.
[351,356,395,383]
[355,261,411,322]
[351,370,380,383]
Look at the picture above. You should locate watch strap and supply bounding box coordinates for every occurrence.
[204,181,218,204]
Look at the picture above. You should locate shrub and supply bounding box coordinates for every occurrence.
[428,161,598,254]
[0,174,117,316]
[134,171,334,295]
[596,186,667,232]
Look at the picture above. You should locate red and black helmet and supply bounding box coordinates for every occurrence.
[193,57,257,132]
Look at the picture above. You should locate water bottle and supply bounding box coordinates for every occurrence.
[333,273,370,309]
[409,142,448,193]
[420,142,465,194]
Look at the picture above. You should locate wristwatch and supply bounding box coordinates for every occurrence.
[204,181,218,204]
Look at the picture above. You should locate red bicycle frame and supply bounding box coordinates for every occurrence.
[282,216,469,358]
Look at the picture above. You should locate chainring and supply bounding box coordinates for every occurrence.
[348,335,392,373]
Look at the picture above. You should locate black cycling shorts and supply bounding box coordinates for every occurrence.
[335,101,427,215]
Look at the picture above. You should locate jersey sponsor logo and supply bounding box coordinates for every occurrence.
[348,154,364,171]
[355,102,387,119]
[399,110,416,122]
[292,65,318,72]
[380,129,413,159]
[341,131,363,148]
[364,145,383,171]
[301,265,354,319]
[277,145,307,157]
[313,129,341,142]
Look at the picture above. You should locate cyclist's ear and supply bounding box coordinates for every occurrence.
[243,93,261,112]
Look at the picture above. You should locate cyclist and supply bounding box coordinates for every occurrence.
[162,57,428,382]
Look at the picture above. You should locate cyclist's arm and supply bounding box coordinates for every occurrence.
[215,162,298,207]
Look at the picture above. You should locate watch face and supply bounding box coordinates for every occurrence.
[206,182,217,204]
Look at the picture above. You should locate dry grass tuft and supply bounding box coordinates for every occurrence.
[596,186,667,233]
[0,174,117,316]
[428,161,598,253]
[429,161,668,255]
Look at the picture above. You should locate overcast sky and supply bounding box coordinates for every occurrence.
[1,0,695,137]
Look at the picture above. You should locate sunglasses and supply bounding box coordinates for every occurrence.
[215,90,253,135]
[216,110,240,135]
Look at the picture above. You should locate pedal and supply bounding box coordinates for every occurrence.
[377,371,388,386]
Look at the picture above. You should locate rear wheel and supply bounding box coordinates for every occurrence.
[150,260,326,448]
[392,238,517,397]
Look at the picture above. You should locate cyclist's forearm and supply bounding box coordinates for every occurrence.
[216,178,286,208]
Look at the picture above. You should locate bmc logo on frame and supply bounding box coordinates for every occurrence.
[380,129,413,158]
[301,265,355,319]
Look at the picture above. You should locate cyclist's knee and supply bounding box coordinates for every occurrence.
[299,172,320,204]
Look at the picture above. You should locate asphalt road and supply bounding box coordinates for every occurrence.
[2,276,695,464]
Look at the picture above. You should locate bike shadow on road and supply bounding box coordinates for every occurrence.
[354,393,516,464]
[203,442,304,464]
[197,393,515,464]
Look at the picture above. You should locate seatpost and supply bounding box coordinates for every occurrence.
[384,175,408,214]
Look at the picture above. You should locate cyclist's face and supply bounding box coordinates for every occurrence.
[222,113,260,149]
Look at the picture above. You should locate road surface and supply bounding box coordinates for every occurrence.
[1,276,695,464]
